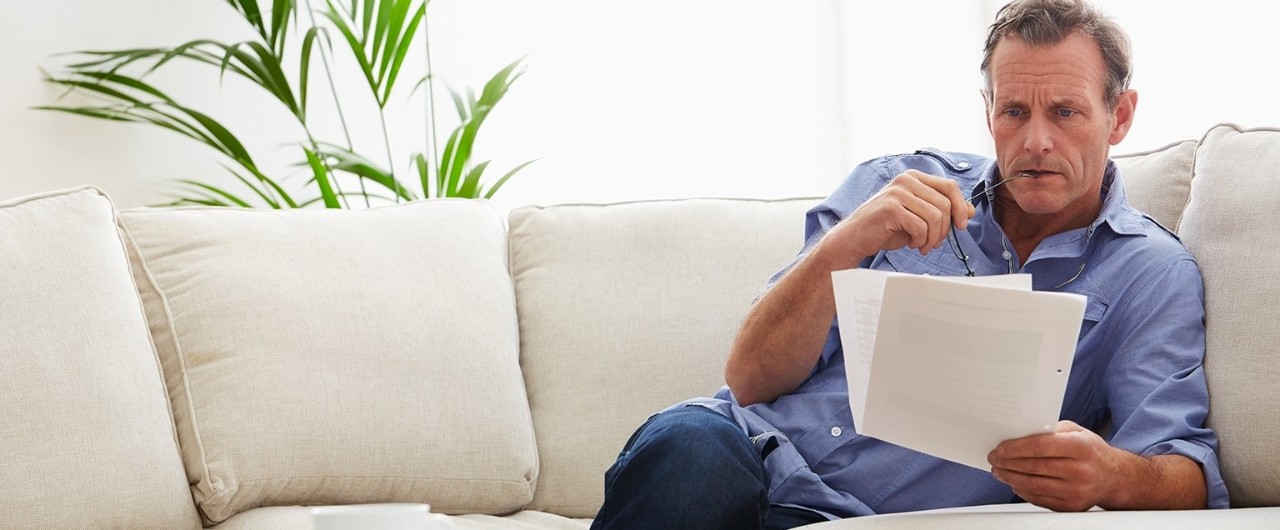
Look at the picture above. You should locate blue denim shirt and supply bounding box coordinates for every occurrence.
[678,148,1228,518]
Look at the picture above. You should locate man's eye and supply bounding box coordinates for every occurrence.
[1056,109,1075,118]
[1005,109,1023,117]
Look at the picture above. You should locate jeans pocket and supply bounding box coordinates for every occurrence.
[750,430,783,461]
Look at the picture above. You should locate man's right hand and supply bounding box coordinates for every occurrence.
[726,170,975,406]
[816,169,975,265]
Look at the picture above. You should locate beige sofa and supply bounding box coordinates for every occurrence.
[2,123,1277,529]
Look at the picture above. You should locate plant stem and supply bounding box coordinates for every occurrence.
[306,0,364,208]
[423,11,439,198]
[377,108,401,202]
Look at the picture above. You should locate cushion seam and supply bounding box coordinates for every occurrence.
[110,201,188,477]
[118,216,217,499]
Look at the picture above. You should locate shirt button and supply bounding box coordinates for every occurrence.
[957,161,971,169]
[831,426,842,437]
[1002,250,1012,261]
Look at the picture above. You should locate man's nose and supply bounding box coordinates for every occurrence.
[1023,116,1054,154]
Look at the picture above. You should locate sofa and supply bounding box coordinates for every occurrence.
[1,122,1277,529]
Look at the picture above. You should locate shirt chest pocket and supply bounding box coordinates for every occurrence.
[875,247,972,277]
[1077,294,1108,339]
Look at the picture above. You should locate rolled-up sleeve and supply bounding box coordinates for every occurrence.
[764,153,987,374]
[759,160,890,370]
[1102,257,1228,508]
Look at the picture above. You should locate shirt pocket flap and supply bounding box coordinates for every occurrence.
[880,246,971,277]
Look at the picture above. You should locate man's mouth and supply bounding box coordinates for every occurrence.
[1016,169,1055,178]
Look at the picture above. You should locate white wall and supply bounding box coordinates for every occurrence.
[0,1,252,208]
[839,0,1280,167]
[0,0,848,210]
[2,1,1277,210]
[426,0,850,212]
[1093,0,1280,151]
[837,1,994,169]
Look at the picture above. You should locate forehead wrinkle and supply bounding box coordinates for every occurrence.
[993,82,1094,107]
[993,65,1104,108]
[997,68,1103,88]
[989,33,1110,104]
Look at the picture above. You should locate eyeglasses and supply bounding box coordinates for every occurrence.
[947,173,1087,289]
[947,173,1031,277]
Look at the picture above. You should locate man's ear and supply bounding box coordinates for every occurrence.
[1109,89,1138,145]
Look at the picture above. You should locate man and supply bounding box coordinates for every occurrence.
[591,0,1228,528]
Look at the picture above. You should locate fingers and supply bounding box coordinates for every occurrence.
[991,433,1056,461]
[987,424,1118,513]
[992,453,1073,479]
[885,170,968,253]
[947,179,977,230]
[1054,420,1086,433]
[991,454,1096,512]
[831,169,973,258]
[901,170,972,224]
[894,189,947,252]
[990,423,1097,461]
[993,465,1097,512]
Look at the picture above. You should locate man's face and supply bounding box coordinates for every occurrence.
[985,32,1136,219]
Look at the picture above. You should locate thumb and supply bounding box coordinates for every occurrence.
[1055,420,1085,434]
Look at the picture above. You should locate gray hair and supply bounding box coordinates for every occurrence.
[980,0,1132,108]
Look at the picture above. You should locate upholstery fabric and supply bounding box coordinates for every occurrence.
[211,506,591,530]
[1177,124,1280,507]
[0,188,200,529]
[1112,139,1196,232]
[508,197,818,517]
[118,199,537,524]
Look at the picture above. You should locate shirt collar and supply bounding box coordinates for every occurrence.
[970,159,1146,238]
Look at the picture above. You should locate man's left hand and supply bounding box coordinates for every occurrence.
[987,420,1120,512]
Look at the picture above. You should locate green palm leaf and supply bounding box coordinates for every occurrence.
[321,2,378,97]
[381,3,424,104]
[300,27,321,116]
[323,0,425,107]
[304,147,341,208]
[225,0,295,54]
[173,179,254,207]
[312,143,416,201]
[222,166,284,208]
[40,0,532,209]
[483,159,536,199]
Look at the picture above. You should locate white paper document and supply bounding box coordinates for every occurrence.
[831,269,1086,471]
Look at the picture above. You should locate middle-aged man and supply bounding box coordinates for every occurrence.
[590,0,1229,529]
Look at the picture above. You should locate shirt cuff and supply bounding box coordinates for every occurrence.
[1142,439,1229,509]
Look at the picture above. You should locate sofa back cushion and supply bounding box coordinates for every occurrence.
[118,200,537,524]
[1175,124,1280,507]
[1112,139,1197,232]
[509,198,818,517]
[0,188,201,529]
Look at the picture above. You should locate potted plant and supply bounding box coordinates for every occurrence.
[40,0,533,208]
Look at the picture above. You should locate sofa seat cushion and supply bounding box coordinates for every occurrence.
[210,506,590,530]
[508,197,819,517]
[1177,123,1280,507]
[0,188,201,529]
[118,199,537,524]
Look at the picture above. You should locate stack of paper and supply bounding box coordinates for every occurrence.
[831,269,1086,470]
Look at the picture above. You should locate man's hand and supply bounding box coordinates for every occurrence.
[987,420,1121,511]
[818,169,976,263]
[988,420,1208,511]
[726,170,976,406]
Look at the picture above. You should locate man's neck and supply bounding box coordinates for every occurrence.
[994,192,1102,264]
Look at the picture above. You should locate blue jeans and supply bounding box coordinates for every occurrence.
[591,406,828,530]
